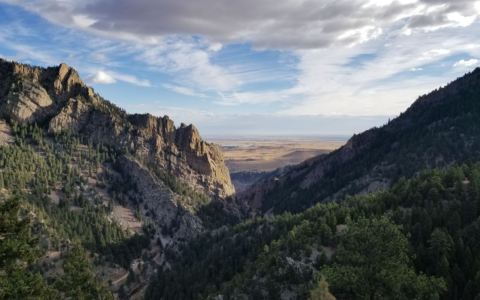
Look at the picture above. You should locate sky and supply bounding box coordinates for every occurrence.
[0,0,479,137]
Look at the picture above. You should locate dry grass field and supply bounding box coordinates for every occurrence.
[211,137,346,173]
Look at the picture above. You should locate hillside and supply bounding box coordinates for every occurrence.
[4,58,480,300]
[147,163,480,299]
[239,68,480,214]
[0,58,234,298]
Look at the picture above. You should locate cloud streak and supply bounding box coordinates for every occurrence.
[88,70,151,86]
[1,0,480,134]
[4,0,479,49]
[139,38,241,92]
[454,58,479,68]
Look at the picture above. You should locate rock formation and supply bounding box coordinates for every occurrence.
[0,58,234,199]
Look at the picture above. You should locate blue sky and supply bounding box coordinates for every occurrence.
[0,0,479,137]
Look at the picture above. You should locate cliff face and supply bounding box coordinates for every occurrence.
[0,58,234,199]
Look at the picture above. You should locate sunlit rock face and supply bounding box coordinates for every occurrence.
[0,58,235,199]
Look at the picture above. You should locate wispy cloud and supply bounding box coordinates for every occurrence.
[88,70,151,86]
[109,70,151,87]
[5,0,479,49]
[163,83,207,98]
[454,58,479,68]
[138,38,241,92]
[1,0,480,136]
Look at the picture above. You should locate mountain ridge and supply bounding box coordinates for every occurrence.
[0,57,239,298]
[239,67,480,214]
[0,57,234,199]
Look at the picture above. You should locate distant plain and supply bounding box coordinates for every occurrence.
[210,137,346,173]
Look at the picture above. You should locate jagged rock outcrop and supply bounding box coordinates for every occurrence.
[0,58,234,199]
[127,114,235,198]
[117,155,204,243]
[2,79,53,123]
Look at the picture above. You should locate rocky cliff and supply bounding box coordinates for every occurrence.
[0,58,234,199]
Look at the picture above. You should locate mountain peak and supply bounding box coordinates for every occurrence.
[0,58,234,198]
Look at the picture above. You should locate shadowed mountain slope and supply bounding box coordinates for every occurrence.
[240,68,480,214]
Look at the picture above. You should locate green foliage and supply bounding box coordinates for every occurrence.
[55,244,113,300]
[147,163,480,300]
[103,227,153,268]
[0,122,149,298]
[196,198,243,229]
[0,196,56,299]
[322,217,445,300]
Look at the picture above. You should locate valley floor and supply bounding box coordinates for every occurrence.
[212,137,345,173]
[210,137,345,192]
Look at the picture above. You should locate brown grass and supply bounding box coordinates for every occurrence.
[212,138,345,172]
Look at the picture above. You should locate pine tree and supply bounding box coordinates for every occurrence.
[55,243,113,299]
[322,217,445,300]
[0,196,55,298]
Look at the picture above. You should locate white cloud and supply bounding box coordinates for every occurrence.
[446,12,476,27]
[89,70,151,86]
[72,14,96,27]
[279,25,480,116]
[338,26,383,47]
[163,83,207,98]
[5,0,480,50]
[216,90,292,106]
[2,0,480,123]
[454,58,479,68]
[139,38,240,92]
[110,71,151,87]
[208,43,223,52]
[420,48,451,60]
[90,70,115,84]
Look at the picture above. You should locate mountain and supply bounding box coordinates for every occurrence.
[148,163,480,299]
[0,58,234,298]
[5,57,480,300]
[239,67,480,214]
[0,59,234,199]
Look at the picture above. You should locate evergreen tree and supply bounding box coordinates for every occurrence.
[322,217,445,300]
[55,244,113,300]
[0,196,55,299]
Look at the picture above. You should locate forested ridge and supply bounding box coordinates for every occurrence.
[0,59,240,299]
[245,68,480,215]
[2,59,480,300]
[147,164,480,299]
[0,123,154,299]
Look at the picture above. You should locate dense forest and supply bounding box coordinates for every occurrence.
[2,59,480,300]
[0,59,238,299]
[5,120,480,299]
[147,163,480,299]
[0,123,154,299]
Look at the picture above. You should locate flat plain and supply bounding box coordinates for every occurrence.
[210,137,346,173]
